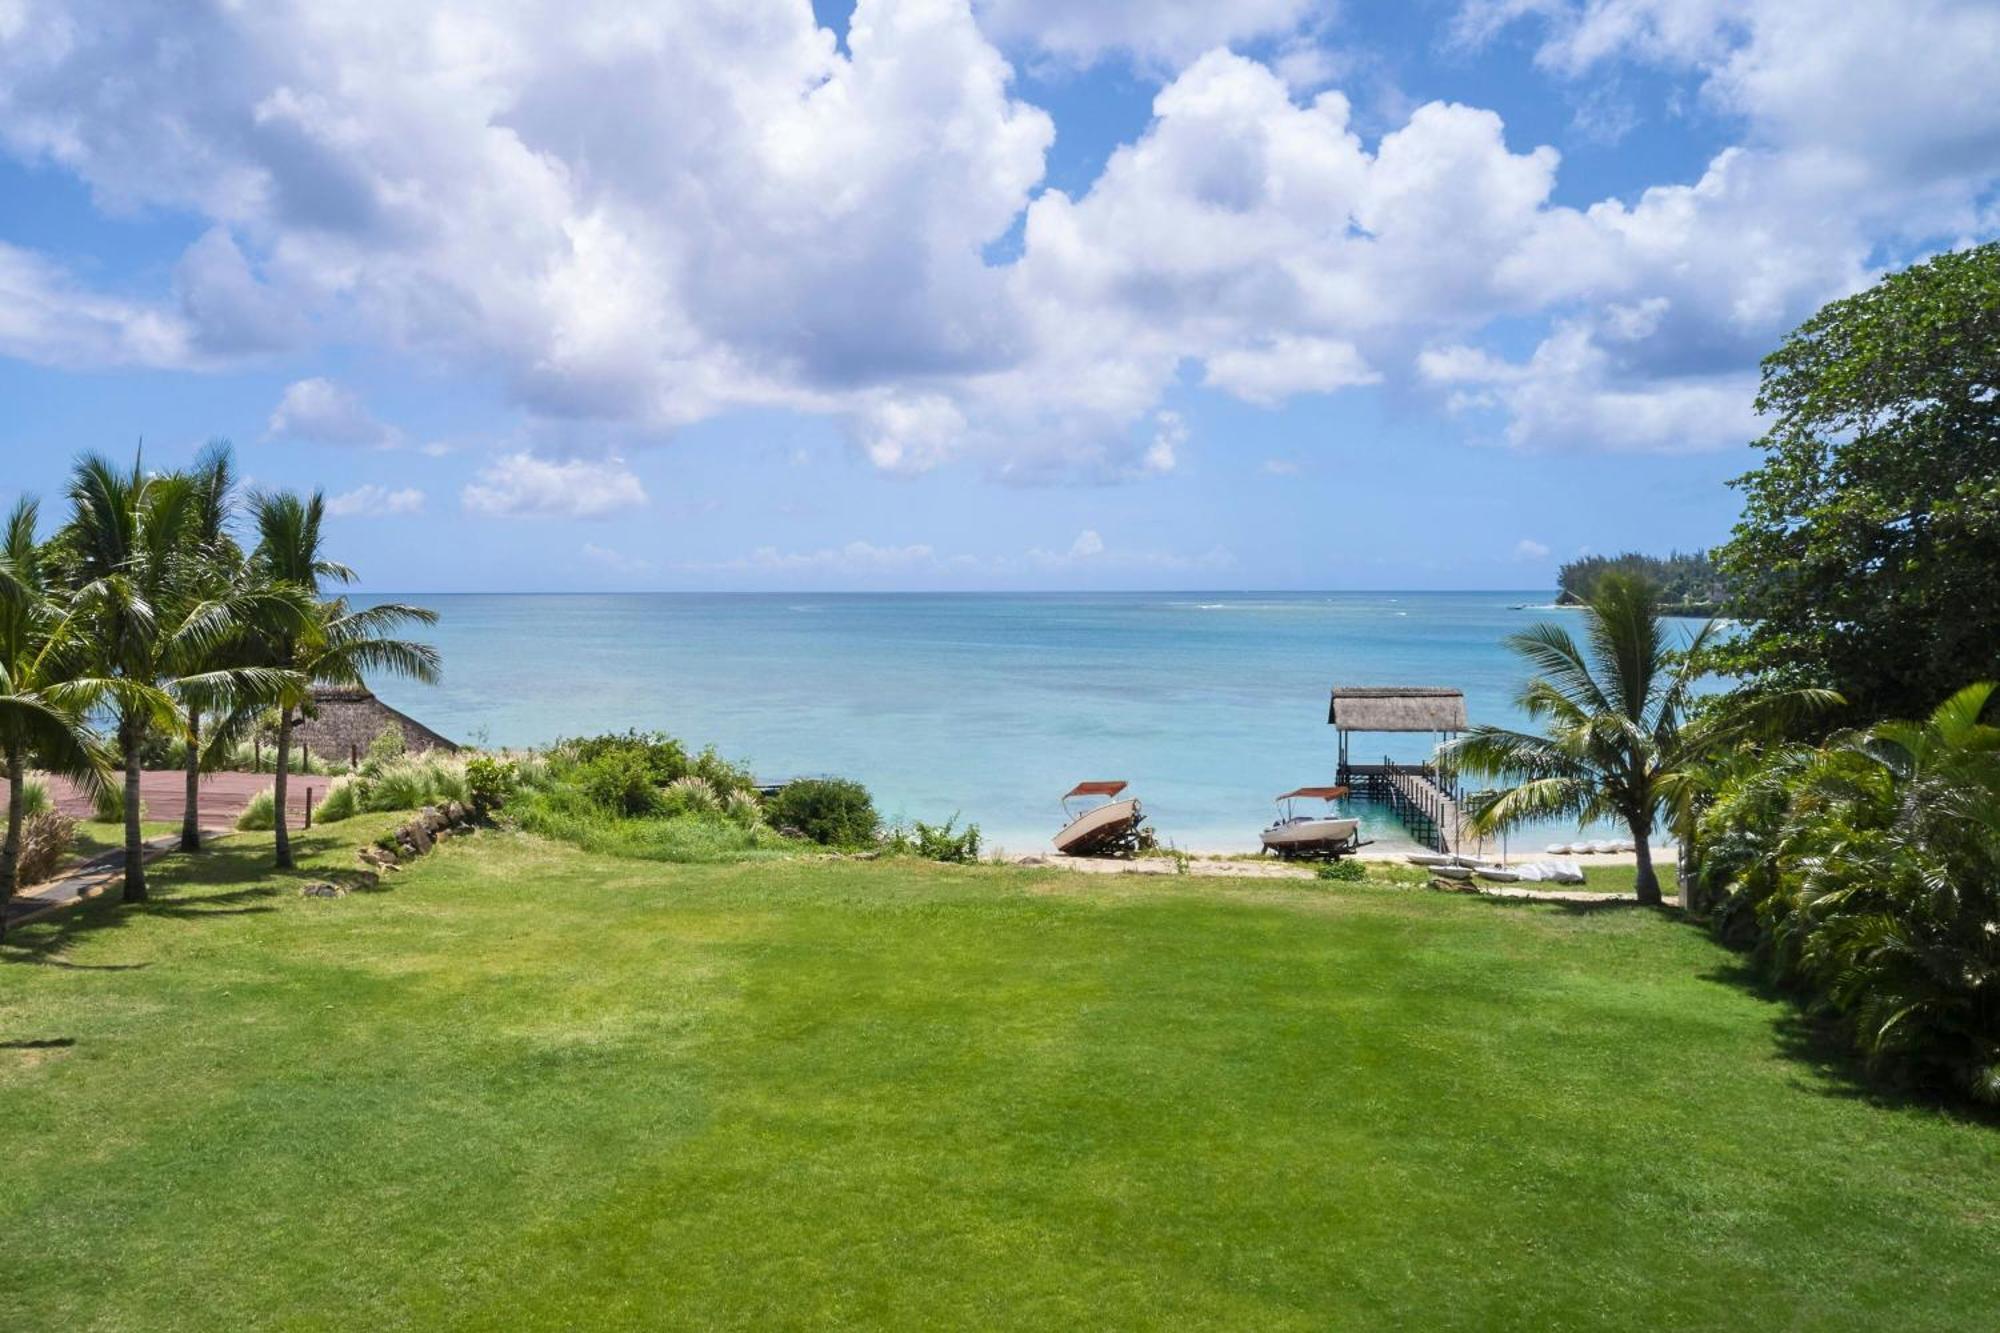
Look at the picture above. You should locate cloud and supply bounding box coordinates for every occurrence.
[1069,529,1105,558]
[1260,458,1302,476]
[461,452,648,518]
[1513,537,1551,560]
[1204,336,1380,405]
[0,241,197,369]
[0,0,1992,466]
[267,378,398,448]
[580,542,655,573]
[326,484,424,517]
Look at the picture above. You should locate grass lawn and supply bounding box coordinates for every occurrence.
[2,821,1995,1329]
[64,819,182,865]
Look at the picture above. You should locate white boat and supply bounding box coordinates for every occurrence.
[1261,786,1366,859]
[1407,852,1452,867]
[1546,843,1572,855]
[1052,781,1147,857]
[1475,867,1520,882]
[1432,864,1475,880]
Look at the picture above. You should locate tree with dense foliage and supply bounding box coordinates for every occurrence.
[249,489,439,869]
[1557,550,1723,611]
[1699,683,2000,1104]
[1715,241,2000,722]
[0,497,115,933]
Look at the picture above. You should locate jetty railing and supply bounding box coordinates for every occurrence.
[1338,756,1463,854]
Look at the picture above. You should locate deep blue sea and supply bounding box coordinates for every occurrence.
[361,592,1708,854]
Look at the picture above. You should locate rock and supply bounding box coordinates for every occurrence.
[353,870,380,891]
[420,805,448,834]
[433,827,451,844]
[358,846,397,869]
[300,881,346,899]
[444,800,469,827]
[406,821,433,854]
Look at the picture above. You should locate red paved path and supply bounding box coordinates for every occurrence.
[3,771,326,832]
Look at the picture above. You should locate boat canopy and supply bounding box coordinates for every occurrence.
[1276,785,1350,802]
[1064,780,1128,801]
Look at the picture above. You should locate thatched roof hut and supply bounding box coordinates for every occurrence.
[1327,687,1467,733]
[291,686,458,766]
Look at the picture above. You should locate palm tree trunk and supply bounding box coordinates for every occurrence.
[2,747,23,941]
[273,709,293,870]
[1629,820,1662,906]
[180,708,202,853]
[122,716,146,903]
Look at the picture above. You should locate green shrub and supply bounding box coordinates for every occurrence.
[660,775,720,817]
[365,724,407,769]
[314,775,363,823]
[16,776,52,818]
[511,795,794,864]
[93,784,127,823]
[766,778,878,847]
[1317,859,1366,882]
[464,754,518,819]
[558,730,690,785]
[1700,683,2000,1105]
[576,748,663,817]
[722,790,763,829]
[236,788,278,832]
[366,754,468,812]
[912,815,981,863]
[17,810,77,885]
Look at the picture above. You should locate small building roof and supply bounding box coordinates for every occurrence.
[1328,686,1467,732]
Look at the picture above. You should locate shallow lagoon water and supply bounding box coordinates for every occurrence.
[363,591,1708,854]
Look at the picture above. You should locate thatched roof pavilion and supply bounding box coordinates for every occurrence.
[291,686,458,767]
[1326,686,1467,732]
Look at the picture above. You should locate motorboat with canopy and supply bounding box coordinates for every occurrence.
[1260,786,1367,859]
[1053,781,1147,857]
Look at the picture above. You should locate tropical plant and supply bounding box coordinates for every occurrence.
[765,777,878,848]
[910,814,981,863]
[463,753,516,820]
[1446,573,1720,905]
[0,495,116,928]
[165,442,304,852]
[17,810,78,888]
[248,489,439,869]
[1703,684,2000,1103]
[53,454,290,901]
[235,787,278,832]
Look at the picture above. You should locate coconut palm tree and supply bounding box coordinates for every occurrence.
[54,453,285,901]
[1444,573,1719,905]
[166,443,306,852]
[249,489,439,869]
[0,497,115,932]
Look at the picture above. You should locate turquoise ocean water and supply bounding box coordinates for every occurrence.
[362,592,1708,854]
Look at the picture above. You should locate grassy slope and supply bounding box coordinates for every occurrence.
[2,822,1995,1330]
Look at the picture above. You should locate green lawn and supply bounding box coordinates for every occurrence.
[64,819,181,865]
[2,821,1995,1329]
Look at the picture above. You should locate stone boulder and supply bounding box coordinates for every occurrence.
[299,881,346,899]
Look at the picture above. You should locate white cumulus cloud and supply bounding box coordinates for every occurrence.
[267,378,398,448]
[326,484,425,517]
[461,452,647,519]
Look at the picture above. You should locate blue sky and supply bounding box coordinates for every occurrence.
[2,1,1994,591]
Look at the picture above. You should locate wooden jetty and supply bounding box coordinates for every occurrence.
[1329,687,1468,854]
